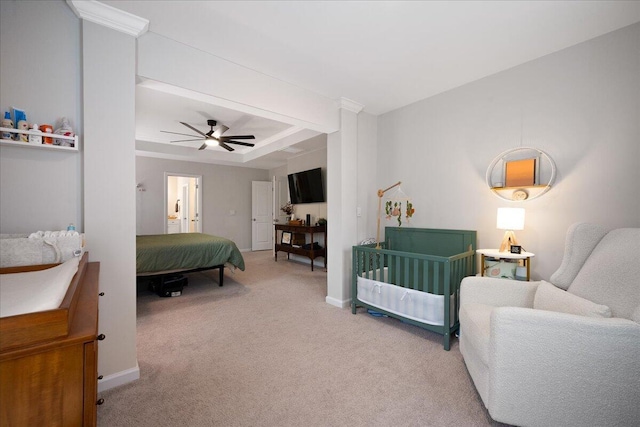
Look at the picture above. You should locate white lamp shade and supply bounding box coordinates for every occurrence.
[497,208,525,230]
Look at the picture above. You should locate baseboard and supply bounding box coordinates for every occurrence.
[97,363,140,392]
[326,296,350,309]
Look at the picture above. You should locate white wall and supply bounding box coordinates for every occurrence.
[0,0,82,233]
[136,156,268,250]
[375,22,640,280]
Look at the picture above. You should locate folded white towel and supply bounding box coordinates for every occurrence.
[29,230,79,239]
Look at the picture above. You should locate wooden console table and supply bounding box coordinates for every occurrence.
[275,224,326,271]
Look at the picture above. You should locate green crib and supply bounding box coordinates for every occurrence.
[352,227,476,350]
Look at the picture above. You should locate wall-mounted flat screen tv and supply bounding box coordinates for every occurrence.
[288,167,325,204]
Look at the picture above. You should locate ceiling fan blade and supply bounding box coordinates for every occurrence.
[219,141,235,152]
[170,138,205,143]
[226,140,255,147]
[219,135,255,140]
[212,124,230,139]
[198,143,208,150]
[161,130,200,138]
[180,122,208,138]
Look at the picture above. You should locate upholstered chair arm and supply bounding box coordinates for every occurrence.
[460,276,539,308]
[488,307,640,427]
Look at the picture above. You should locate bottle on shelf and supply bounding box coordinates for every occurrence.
[1,112,13,139]
[16,120,28,142]
[28,124,42,144]
[39,124,53,144]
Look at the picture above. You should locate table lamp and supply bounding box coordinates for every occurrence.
[497,207,525,252]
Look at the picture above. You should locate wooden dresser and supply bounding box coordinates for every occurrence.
[0,255,101,426]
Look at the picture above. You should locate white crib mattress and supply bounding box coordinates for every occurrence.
[0,256,80,318]
[357,269,455,327]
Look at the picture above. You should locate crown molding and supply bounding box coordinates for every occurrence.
[66,1,149,37]
[339,97,364,114]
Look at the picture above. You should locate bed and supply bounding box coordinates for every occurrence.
[136,233,245,286]
[352,227,476,350]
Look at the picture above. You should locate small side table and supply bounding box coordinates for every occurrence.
[477,249,535,281]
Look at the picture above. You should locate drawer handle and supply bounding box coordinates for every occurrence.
[98,375,103,380]
[99,292,105,296]
[96,398,105,405]
[97,334,106,341]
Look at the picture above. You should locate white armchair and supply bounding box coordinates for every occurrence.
[459,223,640,427]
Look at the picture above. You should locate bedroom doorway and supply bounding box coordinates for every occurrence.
[165,173,202,234]
[251,181,273,251]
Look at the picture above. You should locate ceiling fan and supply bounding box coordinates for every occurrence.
[161,119,255,152]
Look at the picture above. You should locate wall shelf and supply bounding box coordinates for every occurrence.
[486,147,556,201]
[0,127,78,152]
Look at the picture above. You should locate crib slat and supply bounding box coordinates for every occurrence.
[423,260,430,293]
[403,256,409,289]
[364,250,370,279]
[413,258,419,291]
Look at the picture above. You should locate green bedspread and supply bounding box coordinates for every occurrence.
[136,233,245,274]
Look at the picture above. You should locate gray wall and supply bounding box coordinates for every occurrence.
[376,22,640,280]
[136,156,269,250]
[0,0,82,233]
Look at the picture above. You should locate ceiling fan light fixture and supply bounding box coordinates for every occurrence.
[164,120,255,152]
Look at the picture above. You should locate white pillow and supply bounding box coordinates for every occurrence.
[534,280,612,318]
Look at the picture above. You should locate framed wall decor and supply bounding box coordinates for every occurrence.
[281,231,292,245]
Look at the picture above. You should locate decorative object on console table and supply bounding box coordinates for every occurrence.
[281,231,292,245]
[280,202,294,215]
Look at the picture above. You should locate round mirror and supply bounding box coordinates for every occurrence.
[486,147,556,201]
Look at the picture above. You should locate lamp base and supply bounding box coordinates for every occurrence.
[499,230,519,252]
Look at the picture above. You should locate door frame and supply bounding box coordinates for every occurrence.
[251,180,273,251]
[164,172,203,234]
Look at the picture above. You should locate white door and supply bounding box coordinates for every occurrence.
[181,184,189,232]
[165,174,202,234]
[252,181,273,251]
[273,175,289,226]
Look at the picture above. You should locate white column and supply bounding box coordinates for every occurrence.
[326,98,363,308]
[70,0,149,390]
